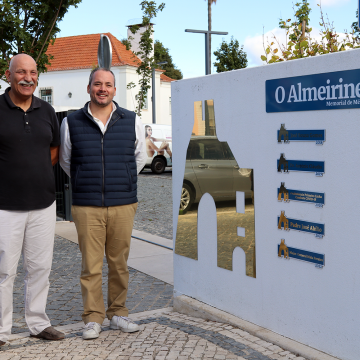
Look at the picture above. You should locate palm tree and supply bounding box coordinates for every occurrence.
[207,0,217,74]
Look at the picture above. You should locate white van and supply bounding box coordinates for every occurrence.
[143,124,172,174]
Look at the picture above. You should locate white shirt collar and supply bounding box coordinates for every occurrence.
[87,102,117,133]
[87,102,117,121]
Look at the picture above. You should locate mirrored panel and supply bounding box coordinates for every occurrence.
[175,100,256,277]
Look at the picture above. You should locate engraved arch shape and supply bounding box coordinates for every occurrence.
[175,100,256,277]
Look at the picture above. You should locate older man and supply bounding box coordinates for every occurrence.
[0,54,64,344]
[60,68,146,340]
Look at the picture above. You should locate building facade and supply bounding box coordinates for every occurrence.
[0,32,174,125]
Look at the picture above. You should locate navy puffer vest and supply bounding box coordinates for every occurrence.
[68,103,137,207]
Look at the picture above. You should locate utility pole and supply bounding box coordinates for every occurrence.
[185,29,228,75]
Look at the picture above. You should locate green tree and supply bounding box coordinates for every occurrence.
[127,0,165,116]
[154,40,182,80]
[351,10,360,39]
[0,0,82,86]
[261,1,360,64]
[121,38,131,50]
[213,37,247,72]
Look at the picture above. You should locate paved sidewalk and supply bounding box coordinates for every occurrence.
[11,235,173,334]
[1,308,308,360]
[2,218,323,359]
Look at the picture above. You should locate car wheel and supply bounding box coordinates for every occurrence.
[151,157,166,174]
[180,184,194,213]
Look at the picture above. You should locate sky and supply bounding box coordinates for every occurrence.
[57,0,359,79]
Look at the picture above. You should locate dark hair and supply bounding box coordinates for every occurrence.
[145,125,152,138]
[88,67,116,86]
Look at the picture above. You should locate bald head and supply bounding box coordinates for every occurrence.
[9,54,37,71]
[5,53,38,104]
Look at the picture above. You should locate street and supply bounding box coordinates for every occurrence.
[134,169,173,240]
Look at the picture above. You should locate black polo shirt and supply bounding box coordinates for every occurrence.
[0,88,60,211]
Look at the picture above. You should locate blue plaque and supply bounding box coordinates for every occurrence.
[278,240,325,267]
[277,124,325,145]
[278,211,325,237]
[278,182,325,207]
[266,68,360,113]
[277,154,324,175]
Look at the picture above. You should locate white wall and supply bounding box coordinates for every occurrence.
[36,69,90,112]
[0,79,8,95]
[119,65,153,124]
[127,25,154,59]
[172,49,360,360]
[159,81,172,125]
[120,65,172,125]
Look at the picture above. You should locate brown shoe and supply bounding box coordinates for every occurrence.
[30,326,65,341]
[0,340,5,346]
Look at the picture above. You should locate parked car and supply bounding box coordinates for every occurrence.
[143,124,172,174]
[180,136,253,212]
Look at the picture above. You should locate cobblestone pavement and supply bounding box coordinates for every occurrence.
[12,236,173,334]
[135,173,173,240]
[1,310,308,360]
[175,200,255,277]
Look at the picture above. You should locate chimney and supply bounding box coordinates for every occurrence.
[126,18,154,58]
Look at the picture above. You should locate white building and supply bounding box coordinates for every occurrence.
[0,32,174,125]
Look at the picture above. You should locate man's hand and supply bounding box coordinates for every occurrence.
[50,146,60,166]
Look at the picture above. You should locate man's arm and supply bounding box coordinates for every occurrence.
[135,115,147,174]
[59,118,72,177]
[50,146,60,166]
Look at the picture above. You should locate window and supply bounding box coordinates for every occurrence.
[222,143,235,160]
[40,88,52,105]
[203,141,223,160]
[188,140,224,160]
[169,97,171,115]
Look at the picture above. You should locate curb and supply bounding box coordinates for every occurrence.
[173,295,340,360]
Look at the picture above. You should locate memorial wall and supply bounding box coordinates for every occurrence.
[172,50,360,360]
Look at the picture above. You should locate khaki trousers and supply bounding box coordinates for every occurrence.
[72,203,137,324]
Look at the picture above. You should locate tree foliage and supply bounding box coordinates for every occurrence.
[121,38,131,51]
[0,0,82,85]
[351,10,360,40]
[261,0,360,64]
[154,40,182,80]
[127,0,165,116]
[213,37,247,73]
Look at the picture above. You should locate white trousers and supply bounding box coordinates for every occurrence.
[0,201,56,341]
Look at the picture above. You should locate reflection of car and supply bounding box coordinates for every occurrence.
[180,136,253,212]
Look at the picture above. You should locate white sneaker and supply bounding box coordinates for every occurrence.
[82,322,102,340]
[110,316,140,333]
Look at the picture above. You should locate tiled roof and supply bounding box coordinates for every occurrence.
[45,33,141,72]
[160,73,176,82]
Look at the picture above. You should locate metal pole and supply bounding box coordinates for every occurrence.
[207,32,211,75]
[152,67,156,124]
[185,29,228,76]
[205,33,209,75]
